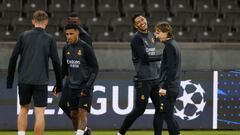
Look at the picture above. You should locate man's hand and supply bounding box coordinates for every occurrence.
[159,88,167,96]
[52,86,60,97]
[80,90,87,96]
[80,88,90,96]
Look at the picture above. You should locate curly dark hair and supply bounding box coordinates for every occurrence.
[65,23,79,31]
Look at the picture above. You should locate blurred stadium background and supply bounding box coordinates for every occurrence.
[0,0,240,42]
[0,0,240,134]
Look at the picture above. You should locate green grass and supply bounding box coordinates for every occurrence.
[0,130,239,135]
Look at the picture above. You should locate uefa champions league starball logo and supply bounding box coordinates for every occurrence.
[174,80,206,120]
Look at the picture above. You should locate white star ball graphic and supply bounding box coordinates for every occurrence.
[174,80,206,120]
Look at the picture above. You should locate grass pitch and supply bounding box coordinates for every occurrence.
[0,130,239,135]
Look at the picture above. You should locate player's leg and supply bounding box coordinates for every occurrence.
[71,110,79,131]
[165,114,180,135]
[77,92,92,135]
[153,112,165,135]
[71,108,92,135]
[34,107,46,135]
[164,97,180,135]
[118,80,150,135]
[17,84,32,135]
[17,105,30,135]
[76,108,88,135]
[150,83,164,135]
[69,88,81,131]
[32,85,48,135]
[59,78,71,118]
[69,88,93,133]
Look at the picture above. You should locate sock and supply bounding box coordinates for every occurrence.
[76,129,85,135]
[75,127,87,134]
[18,131,25,135]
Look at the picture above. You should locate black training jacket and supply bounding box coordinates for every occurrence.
[131,31,161,81]
[159,39,181,94]
[62,39,99,94]
[7,27,62,88]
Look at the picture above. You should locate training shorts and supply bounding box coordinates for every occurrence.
[18,84,48,107]
[69,88,92,112]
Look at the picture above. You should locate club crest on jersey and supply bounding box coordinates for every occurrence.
[141,95,145,100]
[66,51,71,55]
[77,49,81,56]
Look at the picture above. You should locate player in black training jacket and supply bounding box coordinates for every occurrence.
[117,14,162,135]
[61,23,98,135]
[6,10,62,135]
[154,22,181,135]
[56,13,93,134]
[58,12,92,123]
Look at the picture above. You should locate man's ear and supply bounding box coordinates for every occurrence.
[76,29,80,35]
[32,19,35,26]
[44,19,48,26]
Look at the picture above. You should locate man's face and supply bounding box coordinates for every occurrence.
[65,28,79,44]
[134,16,148,32]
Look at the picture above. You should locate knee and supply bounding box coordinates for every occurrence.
[34,107,45,114]
[20,105,30,113]
[34,107,45,119]
[133,107,146,116]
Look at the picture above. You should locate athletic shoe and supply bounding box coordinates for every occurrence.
[84,128,92,135]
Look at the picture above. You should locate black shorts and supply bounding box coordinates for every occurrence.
[18,84,48,107]
[69,88,92,112]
